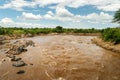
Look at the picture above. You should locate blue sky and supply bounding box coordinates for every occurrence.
[0,0,120,28]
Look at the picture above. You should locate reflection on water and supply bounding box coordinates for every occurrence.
[0,35,120,80]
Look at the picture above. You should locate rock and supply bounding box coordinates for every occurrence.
[6,54,22,61]
[25,40,35,47]
[12,60,26,67]
[21,34,25,38]
[2,59,6,62]
[27,33,33,37]
[6,45,27,55]
[0,36,5,45]
[13,40,20,44]
[6,54,15,58]
[17,70,25,74]
[11,57,21,61]
[0,36,5,41]
[16,45,26,54]
[29,63,33,66]
[6,40,34,55]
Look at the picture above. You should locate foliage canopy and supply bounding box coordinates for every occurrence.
[113,9,120,23]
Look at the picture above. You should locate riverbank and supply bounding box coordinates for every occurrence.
[0,33,100,41]
[92,37,120,53]
[0,33,100,46]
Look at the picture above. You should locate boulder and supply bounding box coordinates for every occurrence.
[6,40,34,55]
[11,57,21,61]
[25,40,35,47]
[17,70,25,74]
[6,45,27,55]
[0,36,5,45]
[16,45,26,54]
[6,54,15,58]
[27,33,33,37]
[29,63,33,66]
[0,36,5,41]
[12,60,26,67]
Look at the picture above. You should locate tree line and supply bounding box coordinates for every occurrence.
[0,26,101,35]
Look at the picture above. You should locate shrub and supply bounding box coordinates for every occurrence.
[102,28,120,44]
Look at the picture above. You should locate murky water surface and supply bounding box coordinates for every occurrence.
[0,35,120,80]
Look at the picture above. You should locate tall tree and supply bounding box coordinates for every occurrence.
[113,9,120,23]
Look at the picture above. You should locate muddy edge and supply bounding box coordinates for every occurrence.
[92,37,120,53]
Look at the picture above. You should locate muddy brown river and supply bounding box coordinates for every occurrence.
[0,35,120,80]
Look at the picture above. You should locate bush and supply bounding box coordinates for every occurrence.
[0,26,101,36]
[102,28,120,44]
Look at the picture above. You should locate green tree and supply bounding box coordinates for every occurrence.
[56,26,63,30]
[55,26,63,33]
[113,9,120,23]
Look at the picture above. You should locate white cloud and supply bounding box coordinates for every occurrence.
[21,12,42,20]
[0,0,36,11]
[97,3,120,11]
[56,7,74,17]
[84,12,113,23]
[0,0,118,28]
[43,9,113,24]
[0,17,14,24]
[43,7,76,21]
[44,14,53,20]
[0,17,42,28]
[68,0,88,8]
[44,11,54,19]
[34,0,66,7]
[0,0,27,11]
[11,22,42,28]
[67,0,120,11]
[47,11,54,16]
[0,0,120,11]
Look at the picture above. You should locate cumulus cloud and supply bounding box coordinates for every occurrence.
[56,7,74,17]
[43,8,113,24]
[0,0,33,11]
[67,0,120,11]
[0,17,42,28]
[0,0,120,11]
[0,17,14,24]
[0,0,118,28]
[97,3,120,11]
[34,0,66,7]
[83,12,113,23]
[43,7,75,21]
[21,12,42,20]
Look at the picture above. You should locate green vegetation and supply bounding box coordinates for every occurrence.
[113,9,120,23]
[0,26,120,44]
[0,26,101,36]
[101,9,120,44]
[102,28,120,44]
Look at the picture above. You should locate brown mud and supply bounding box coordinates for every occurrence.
[92,37,120,53]
[0,35,120,80]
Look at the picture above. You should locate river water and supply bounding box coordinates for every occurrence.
[0,35,120,80]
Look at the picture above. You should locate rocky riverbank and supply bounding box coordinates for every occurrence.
[0,39,35,76]
[92,37,120,53]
